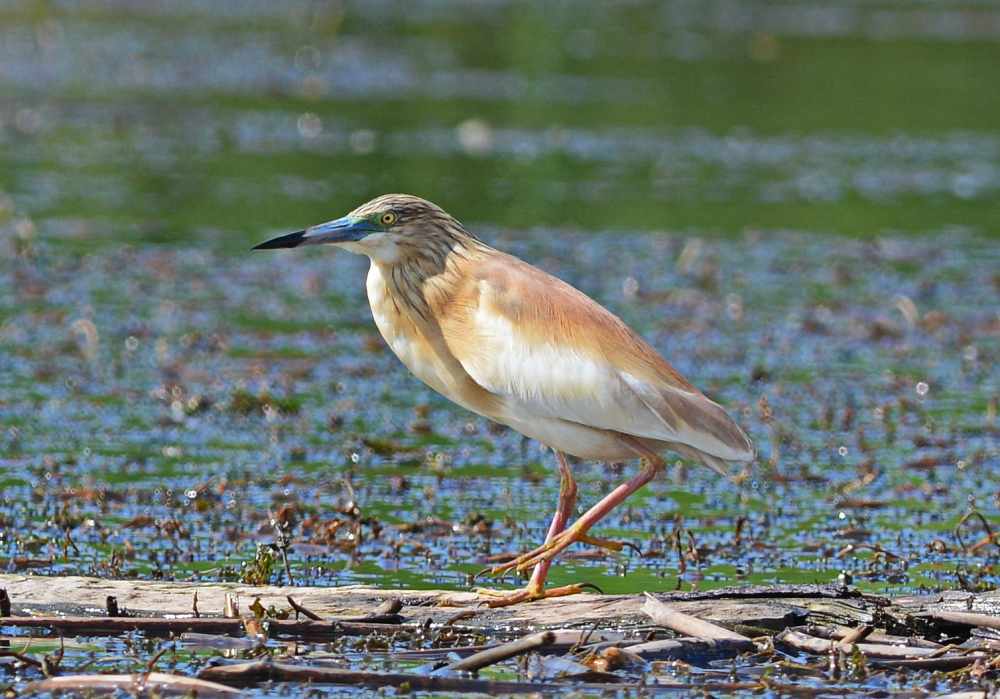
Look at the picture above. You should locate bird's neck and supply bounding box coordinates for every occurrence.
[372,237,487,325]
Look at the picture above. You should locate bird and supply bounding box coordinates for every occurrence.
[254,194,754,606]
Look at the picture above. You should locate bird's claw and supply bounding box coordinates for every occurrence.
[577,534,643,557]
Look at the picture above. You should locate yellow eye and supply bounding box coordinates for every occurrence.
[379,212,397,226]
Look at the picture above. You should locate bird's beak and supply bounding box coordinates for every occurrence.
[252,216,376,250]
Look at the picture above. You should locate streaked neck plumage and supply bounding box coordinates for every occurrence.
[372,224,489,324]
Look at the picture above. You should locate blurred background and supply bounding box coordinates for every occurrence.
[0,2,997,597]
[2,0,998,245]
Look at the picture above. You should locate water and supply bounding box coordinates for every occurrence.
[0,0,998,694]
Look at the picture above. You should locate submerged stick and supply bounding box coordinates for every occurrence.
[286,595,322,621]
[922,610,1000,631]
[0,615,409,640]
[340,597,405,624]
[24,672,239,697]
[625,637,755,662]
[838,624,874,646]
[445,631,555,673]
[777,629,948,659]
[641,592,754,647]
[198,660,765,693]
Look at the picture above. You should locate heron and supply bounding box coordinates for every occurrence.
[254,194,754,606]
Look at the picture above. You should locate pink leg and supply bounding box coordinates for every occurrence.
[491,435,664,576]
[528,451,577,590]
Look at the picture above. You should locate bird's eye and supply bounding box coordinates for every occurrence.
[379,212,397,226]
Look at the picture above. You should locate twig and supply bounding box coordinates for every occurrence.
[443,610,478,626]
[146,646,171,673]
[197,659,765,693]
[0,646,43,669]
[340,597,405,624]
[776,629,947,659]
[287,595,322,621]
[445,631,555,673]
[867,655,987,671]
[0,614,409,640]
[24,673,239,697]
[921,610,1000,631]
[270,512,295,586]
[641,592,754,646]
[803,624,941,649]
[954,510,998,553]
[373,598,403,616]
[41,636,65,677]
[0,588,10,616]
[839,625,874,645]
[621,637,756,662]
[192,590,200,618]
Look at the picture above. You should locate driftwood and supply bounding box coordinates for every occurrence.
[2,573,999,694]
[640,591,755,646]
[446,630,555,672]
[5,573,1000,641]
[5,574,1000,640]
[0,574,873,631]
[22,672,239,697]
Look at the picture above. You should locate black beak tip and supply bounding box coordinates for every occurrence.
[252,230,307,251]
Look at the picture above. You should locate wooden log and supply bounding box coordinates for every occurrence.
[0,574,876,633]
[23,672,239,697]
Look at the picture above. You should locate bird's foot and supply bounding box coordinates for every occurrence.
[487,521,612,577]
[474,583,589,608]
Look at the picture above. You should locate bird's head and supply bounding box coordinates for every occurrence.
[253,194,471,265]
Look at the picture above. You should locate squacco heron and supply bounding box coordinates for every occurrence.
[254,194,753,606]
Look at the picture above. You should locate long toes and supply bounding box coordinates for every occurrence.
[513,535,574,572]
[473,587,507,598]
[488,543,554,576]
[484,591,532,608]
[479,583,588,608]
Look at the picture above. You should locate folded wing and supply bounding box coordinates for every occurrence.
[436,252,754,464]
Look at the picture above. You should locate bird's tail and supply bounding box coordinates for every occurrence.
[668,442,754,484]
